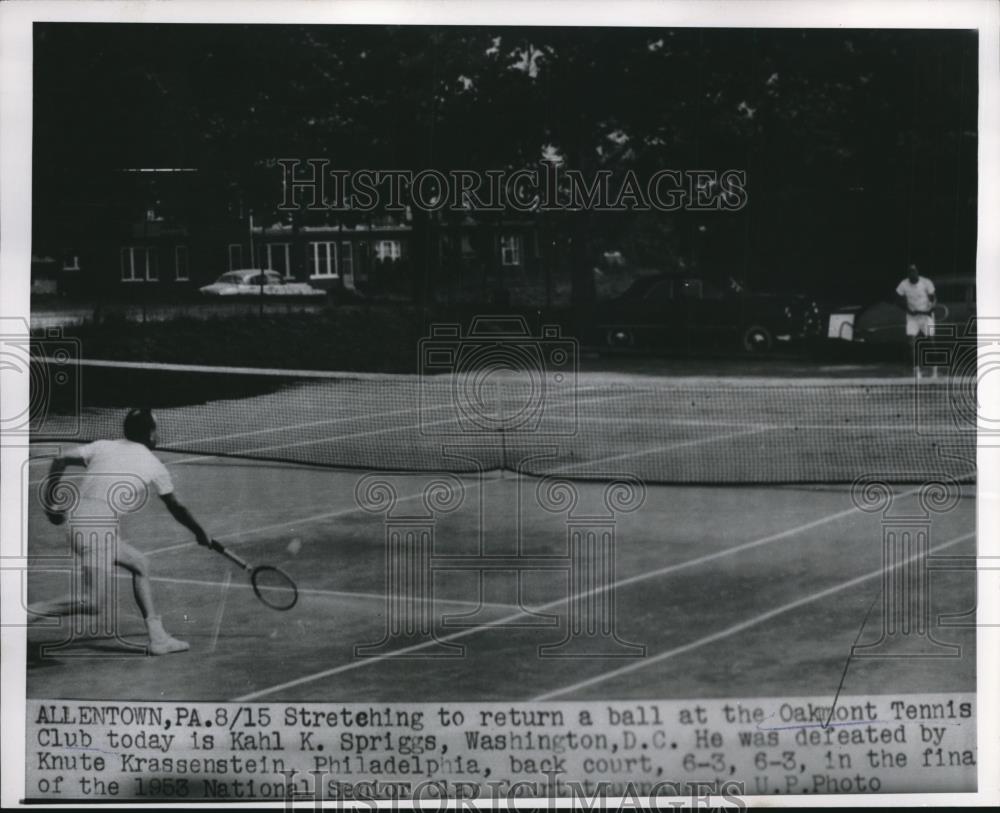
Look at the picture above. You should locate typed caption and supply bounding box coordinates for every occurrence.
[26,694,975,802]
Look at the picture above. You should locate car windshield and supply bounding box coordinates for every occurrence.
[218,272,246,284]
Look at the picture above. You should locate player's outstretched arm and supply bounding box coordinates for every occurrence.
[43,452,86,524]
[160,492,211,547]
[47,451,86,478]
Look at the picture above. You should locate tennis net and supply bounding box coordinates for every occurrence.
[30,358,976,484]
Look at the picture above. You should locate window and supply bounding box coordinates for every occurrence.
[375,240,401,261]
[175,245,189,281]
[120,247,157,282]
[500,235,521,266]
[309,241,338,278]
[340,242,353,279]
[265,243,292,279]
[228,244,243,270]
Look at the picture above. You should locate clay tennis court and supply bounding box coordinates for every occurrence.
[24,365,977,702]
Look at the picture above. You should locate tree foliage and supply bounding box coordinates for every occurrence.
[34,25,977,301]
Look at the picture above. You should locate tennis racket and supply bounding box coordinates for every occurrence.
[209,539,299,611]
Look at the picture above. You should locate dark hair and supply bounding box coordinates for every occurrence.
[123,408,156,445]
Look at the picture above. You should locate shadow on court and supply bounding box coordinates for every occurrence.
[25,452,975,702]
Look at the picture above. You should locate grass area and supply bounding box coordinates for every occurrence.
[42,305,583,374]
[41,303,916,376]
[48,309,424,373]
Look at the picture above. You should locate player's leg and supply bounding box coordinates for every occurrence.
[27,542,100,622]
[909,335,921,378]
[925,317,938,378]
[905,314,921,377]
[115,540,189,655]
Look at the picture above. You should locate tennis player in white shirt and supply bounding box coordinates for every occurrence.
[895,263,937,378]
[34,408,211,655]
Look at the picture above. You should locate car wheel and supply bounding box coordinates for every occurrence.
[742,324,773,352]
[606,327,635,348]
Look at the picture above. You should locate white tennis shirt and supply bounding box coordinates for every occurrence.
[895,276,936,313]
[68,439,174,516]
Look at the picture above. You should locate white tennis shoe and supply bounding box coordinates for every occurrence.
[146,616,189,655]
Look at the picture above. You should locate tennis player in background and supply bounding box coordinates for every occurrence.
[895,263,937,378]
[32,408,210,655]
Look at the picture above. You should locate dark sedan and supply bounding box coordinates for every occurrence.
[589,274,822,352]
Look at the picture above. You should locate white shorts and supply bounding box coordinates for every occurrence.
[906,313,934,338]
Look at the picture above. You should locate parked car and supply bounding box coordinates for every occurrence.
[199,269,325,297]
[826,274,976,343]
[589,273,822,352]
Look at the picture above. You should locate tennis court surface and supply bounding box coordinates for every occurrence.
[25,361,977,701]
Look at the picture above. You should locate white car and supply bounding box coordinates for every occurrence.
[199,269,325,297]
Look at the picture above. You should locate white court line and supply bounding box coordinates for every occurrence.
[146,476,486,558]
[24,391,649,479]
[26,413,467,478]
[146,404,736,555]
[113,572,519,612]
[151,415,463,469]
[166,402,456,448]
[549,426,772,472]
[234,392,627,457]
[533,530,976,701]
[208,570,232,653]
[162,393,626,466]
[564,415,962,431]
[231,476,967,702]
[239,415,462,455]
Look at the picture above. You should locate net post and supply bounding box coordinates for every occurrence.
[436,446,560,629]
